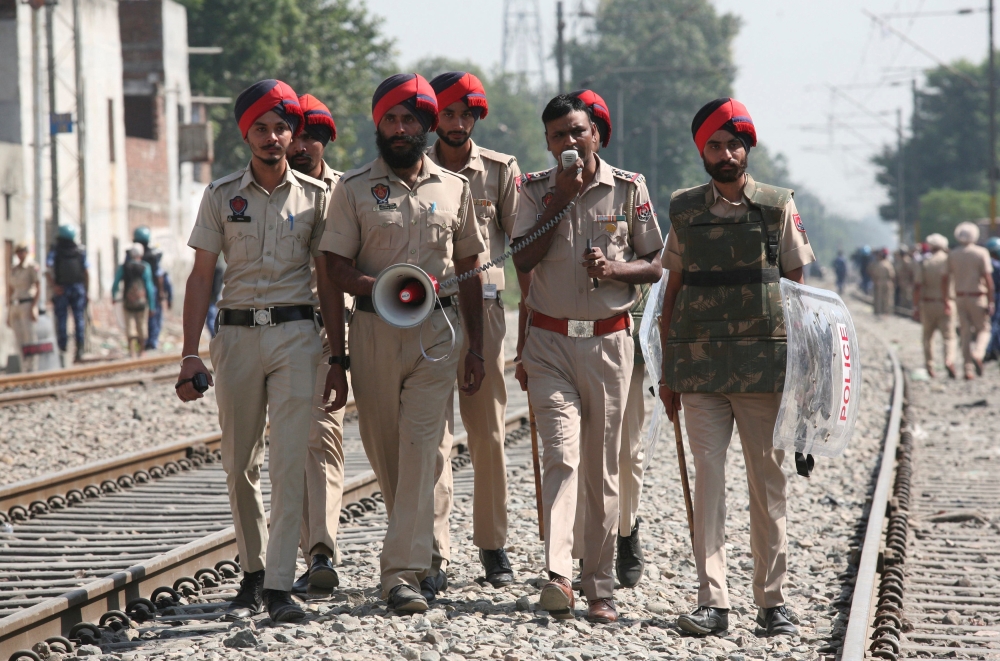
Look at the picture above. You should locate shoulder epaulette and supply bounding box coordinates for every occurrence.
[207,169,244,191]
[338,163,374,184]
[437,167,470,184]
[478,147,517,167]
[289,169,326,191]
[516,167,553,192]
[611,167,645,184]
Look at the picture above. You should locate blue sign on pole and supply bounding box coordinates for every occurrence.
[50,113,74,134]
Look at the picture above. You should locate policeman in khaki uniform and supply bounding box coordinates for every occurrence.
[425,71,525,590]
[177,79,345,624]
[659,98,814,638]
[7,243,40,371]
[948,221,995,379]
[912,233,956,378]
[321,73,487,614]
[869,249,895,316]
[285,93,348,593]
[513,94,663,624]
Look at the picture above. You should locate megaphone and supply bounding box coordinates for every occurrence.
[371,263,440,329]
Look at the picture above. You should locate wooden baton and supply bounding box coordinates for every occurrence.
[673,411,695,550]
[528,403,545,541]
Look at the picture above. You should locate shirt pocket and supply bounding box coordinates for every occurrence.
[277,209,314,262]
[594,217,629,262]
[422,205,456,253]
[541,217,572,262]
[474,200,496,244]
[363,209,406,250]
[223,221,261,263]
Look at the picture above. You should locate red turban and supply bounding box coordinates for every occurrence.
[429,72,489,119]
[234,79,304,138]
[691,97,757,155]
[298,94,337,143]
[570,89,612,148]
[372,73,439,132]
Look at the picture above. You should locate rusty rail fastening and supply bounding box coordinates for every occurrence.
[868,412,914,661]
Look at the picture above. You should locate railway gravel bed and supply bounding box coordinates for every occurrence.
[12,296,898,661]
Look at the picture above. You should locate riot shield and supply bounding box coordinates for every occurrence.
[639,270,667,471]
[773,280,861,458]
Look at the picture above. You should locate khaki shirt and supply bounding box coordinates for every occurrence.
[917,250,952,301]
[948,243,992,295]
[663,177,815,273]
[868,258,895,283]
[188,163,328,310]
[10,260,39,300]
[319,154,486,298]
[511,155,664,320]
[426,140,520,291]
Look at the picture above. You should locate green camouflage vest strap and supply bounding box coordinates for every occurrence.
[630,281,651,363]
[663,179,791,393]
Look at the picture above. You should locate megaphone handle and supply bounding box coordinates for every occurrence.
[419,296,457,363]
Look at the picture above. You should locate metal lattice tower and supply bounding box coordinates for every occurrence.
[502,0,547,89]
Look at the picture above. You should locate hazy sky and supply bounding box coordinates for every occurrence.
[370,0,993,221]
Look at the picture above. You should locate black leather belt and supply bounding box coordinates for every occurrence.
[355,295,453,315]
[16,298,33,304]
[218,305,315,327]
[682,268,780,287]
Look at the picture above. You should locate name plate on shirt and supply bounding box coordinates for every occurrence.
[484,284,498,299]
[372,203,399,212]
[227,215,252,222]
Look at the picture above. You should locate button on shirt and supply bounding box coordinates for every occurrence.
[188,163,328,310]
[663,175,815,274]
[511,155,664,320]
[319,154,486,298]
[426,140,520,290]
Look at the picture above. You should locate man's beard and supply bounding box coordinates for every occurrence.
[252,143,284,166]
[289,153,317,174]
[436,127,470,148]
[376,130,428,169]
[704,153,747,183]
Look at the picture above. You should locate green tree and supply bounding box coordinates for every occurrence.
[918,188,990,242]
[411,57,550,173]
[179,0,395,177]
[566,0,739,208]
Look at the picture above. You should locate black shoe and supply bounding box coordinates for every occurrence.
[677,606,729,636]
[479,548,514,588]
[307,554,339,590]
[291,570,310,595]
[757,605,799,637]
[263,589,305,623]
[387,584,428,613]
[616,517,645,588]
[224,569,265,621]
[419,569,448,602]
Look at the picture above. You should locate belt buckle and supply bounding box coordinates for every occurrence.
[567,319,594,338]
[253,308,274,327]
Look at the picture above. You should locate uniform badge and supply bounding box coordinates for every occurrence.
[793,213,805,232]
[228,196,251,222]
[635,201,653,222]
[371,184,397,212]
[542,192,554,207]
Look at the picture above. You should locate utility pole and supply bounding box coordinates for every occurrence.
[45,1,59,241]
[990,0,996,235]
[912,78,921,242]
[73,0,87,246]
[556,2,565,93]
[31,2,46,304]
[649,115,658,214]
[897,108,905,245]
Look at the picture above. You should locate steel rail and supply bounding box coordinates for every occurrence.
[0,353,207,391]
[841,346,904,660]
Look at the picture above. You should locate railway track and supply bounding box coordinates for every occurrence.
[0,364,524,660]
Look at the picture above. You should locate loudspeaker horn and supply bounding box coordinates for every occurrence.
[371,263,440,329]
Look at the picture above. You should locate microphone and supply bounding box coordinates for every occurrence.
[398,279,426,305]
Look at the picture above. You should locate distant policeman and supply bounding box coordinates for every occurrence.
[286,93,348,594]
[47,225,89,364]
[869,248,895,316]
[913,233,956,378]
[132,226,166,351]
[566,89,648,589]
[513,93,663,624]
[177,79,340,623]
[321,73,486,614]
[7,243,39,371]
[425,71,526,591]
[948,222,994,379]
[659,98,815,637]
[895,246,914,308]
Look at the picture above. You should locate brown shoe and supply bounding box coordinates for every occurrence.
[946,363,957,379]
[587,597,618,623]
[539,577,575,619]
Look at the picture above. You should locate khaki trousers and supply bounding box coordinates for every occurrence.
[433,298,509,564]
[522,325,632,601]
[920,301,956,370]
[873,281,893,315]
[573,359,645,556]
[682,392,786,609]
[349,308,461,596]
[125,309,148,349]
[299,329,346,565]
[9,302,36,371]
[956,296,991,367]
[210,319,322,591]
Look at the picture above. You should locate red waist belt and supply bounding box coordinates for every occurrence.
[530,310,629,338]
[956,292,986,297]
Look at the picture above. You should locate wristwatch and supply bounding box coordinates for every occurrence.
[329,355,350,371]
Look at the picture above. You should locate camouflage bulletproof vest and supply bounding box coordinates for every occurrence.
[663,181,790,393]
